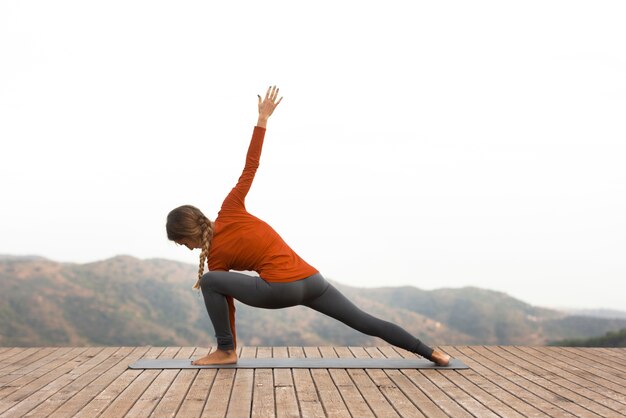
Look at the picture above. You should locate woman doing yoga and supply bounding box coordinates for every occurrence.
[166,86,451,366]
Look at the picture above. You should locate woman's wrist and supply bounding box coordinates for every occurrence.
[256,116,268,129]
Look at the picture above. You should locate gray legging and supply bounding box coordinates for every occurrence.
[199,271,435,360]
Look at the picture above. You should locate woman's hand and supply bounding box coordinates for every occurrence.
[257,85,283,128]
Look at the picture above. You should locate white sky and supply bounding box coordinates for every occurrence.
[1,1,625,311]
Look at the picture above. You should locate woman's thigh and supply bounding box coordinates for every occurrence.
[201,271,328,309]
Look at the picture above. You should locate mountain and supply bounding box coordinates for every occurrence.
[553,308,626,320]
[549,328,626,347]
[335,285,626,345]
[1,255,625,347]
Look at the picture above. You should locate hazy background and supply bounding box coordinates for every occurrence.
[1,1,624,311]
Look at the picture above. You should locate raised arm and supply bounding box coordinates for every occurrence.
[220,86,283,211]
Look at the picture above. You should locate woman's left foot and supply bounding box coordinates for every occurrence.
[431,350,451,366]
[191,348,238,365]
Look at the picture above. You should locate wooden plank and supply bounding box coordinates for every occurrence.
[596,348,626,367]
[303,346,350,417]
[48,346,150,418]
[377,345,473,418]
[251,346,275,418]
[2,345,622,418]
[0,348,35,369]
[361,346,446,418]
[457,346,577,418]
[225,345,255,418]
[497,346,626,417]
[0,347,62,388]
[0,347,89,415]
[3,347,102,417]
[149,346,203,418]
[558,347,626,373]
[387,345,497,418]
[334,346,401,417]
[557,347,626,380]
[0,347,59,377]
[100,347,176,417]
[549,347,626,391]
[480,346,606,417]
[272,346,301,418]
[0,347,31,361]
[426,345,527,418]
[124,346,197,417]
[523,347,626,386]
[73,346,166,418]
[200,346,237,418]
[518,346,626,407]
[0,347,102,416]
[21,347,126,417]
[93,346,177,418]
[444,346,549,418]
[318,346,375,417]
[286,346,325,418]
[501,346,626,415]
[0,348,19,363]
[175,346,216,418]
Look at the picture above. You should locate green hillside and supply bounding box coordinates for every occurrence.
[549,328,626,347]
[1,255,625,348]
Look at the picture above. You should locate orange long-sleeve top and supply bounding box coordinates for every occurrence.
[207,126,319,349]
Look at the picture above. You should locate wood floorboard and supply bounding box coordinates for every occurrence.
[0,345,623,418]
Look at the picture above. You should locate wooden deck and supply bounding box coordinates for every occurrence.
[0,346,624,417]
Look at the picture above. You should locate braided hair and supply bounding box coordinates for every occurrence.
[195,215,214,289]
[166,205,215,289]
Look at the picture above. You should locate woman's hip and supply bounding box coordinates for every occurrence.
[259,272,330,306]
[201,270,330,308]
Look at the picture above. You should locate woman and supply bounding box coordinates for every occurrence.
[166,86,451,366]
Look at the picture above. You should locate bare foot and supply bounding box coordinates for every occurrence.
[191,348,238,366]
[431,350,451,367]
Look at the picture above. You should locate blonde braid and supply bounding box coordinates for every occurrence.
[194,216,214,289]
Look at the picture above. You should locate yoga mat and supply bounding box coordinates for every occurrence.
[129,357,469,369]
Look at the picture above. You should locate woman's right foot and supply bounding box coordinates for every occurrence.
[191,348,238,365]
[431,350,451,366]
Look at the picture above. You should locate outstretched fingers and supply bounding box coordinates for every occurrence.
[258,85,283,119]
[264,86,281,102]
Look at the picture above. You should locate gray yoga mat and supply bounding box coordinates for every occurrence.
[129,357,469,369]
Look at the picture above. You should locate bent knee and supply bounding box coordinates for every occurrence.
[200,271,221,290]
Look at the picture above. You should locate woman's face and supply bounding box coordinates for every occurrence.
[176,237,200,250]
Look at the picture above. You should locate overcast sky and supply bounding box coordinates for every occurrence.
[1,1,625,311]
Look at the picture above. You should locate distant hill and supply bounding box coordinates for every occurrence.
[1,255,625,348]
[553,308,626,320]
[549,328,626,347]
[334,285,626,346]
